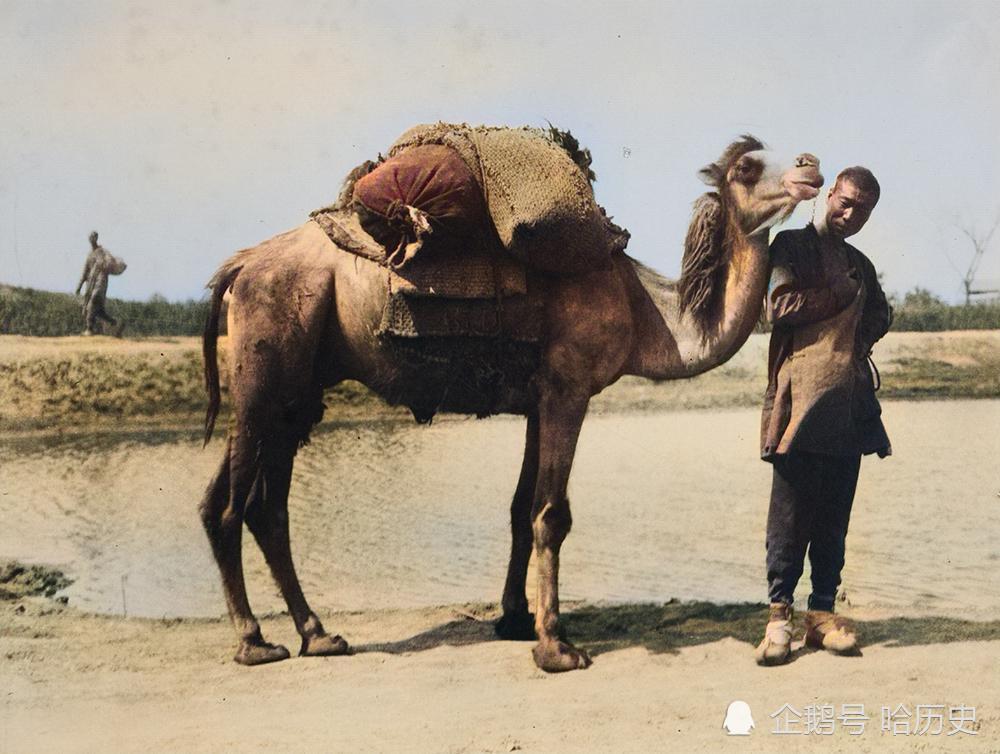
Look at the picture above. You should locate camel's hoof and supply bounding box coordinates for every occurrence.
[495,611,537,641]
[532,640,592,673]
[234,640,290,666]
[300,633,350,657]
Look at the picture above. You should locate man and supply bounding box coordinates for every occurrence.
[755,167,892,666]
[75,230,124,335]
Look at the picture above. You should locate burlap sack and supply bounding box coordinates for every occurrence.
[389,124,626,274]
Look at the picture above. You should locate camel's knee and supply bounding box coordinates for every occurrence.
[201,500,244,547]
[198,446,257,545]
[199,468,230,535]
[532,499,572,549]
[244,496,288,541]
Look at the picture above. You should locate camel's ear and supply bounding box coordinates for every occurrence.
[679,192,725,321]
[698,163,722,187]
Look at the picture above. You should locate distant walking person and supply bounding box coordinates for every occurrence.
[75,231,126,335]
[754,167,892,666]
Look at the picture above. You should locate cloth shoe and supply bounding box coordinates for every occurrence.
[755,603,793,666]
[804,610,858,654]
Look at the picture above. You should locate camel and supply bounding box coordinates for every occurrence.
[200,133,823,672]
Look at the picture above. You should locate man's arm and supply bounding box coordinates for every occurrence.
[768,234,860,327]
[75,254,94,296]
[858,256,893,352]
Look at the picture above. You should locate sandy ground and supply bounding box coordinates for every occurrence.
[2,598,997,754]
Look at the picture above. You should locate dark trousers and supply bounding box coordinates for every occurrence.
[84,294,116,332]
[766,451,861,612]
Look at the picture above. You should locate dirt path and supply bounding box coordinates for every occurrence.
[2,599,997,753]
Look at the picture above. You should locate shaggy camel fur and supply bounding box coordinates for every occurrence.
[200,135,822,672]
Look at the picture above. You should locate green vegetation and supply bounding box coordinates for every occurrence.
[0,285,210,337]
[2,284,999,338]
[884,356,1000,400]
[889,287,1000,331]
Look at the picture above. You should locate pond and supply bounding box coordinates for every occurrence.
[2,401,997,620]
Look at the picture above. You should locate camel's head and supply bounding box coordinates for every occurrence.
[680,137,823,328]
[698,136,823,235]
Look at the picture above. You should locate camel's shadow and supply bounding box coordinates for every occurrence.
[352,601,1000,658]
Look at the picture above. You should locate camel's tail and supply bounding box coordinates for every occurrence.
[203,258,243,446]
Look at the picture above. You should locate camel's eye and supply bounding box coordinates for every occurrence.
[733,158,762,184]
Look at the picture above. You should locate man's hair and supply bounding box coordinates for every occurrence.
[834,166,880,203]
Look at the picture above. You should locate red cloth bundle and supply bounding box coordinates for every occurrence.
[352,144,488,267]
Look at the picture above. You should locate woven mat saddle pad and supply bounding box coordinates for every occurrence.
[379,293,543,343]
[312,209,526,299]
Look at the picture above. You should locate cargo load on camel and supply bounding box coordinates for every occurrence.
[314,122,630,276]
[303,123,632,419]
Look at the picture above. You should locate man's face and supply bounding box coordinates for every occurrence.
[825,179,877,239]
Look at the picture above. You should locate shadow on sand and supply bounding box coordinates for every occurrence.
[353,601,1000,658]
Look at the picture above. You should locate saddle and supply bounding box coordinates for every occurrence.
[311,205,543,421]
[311,206,542,344]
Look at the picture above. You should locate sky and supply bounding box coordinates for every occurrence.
[1,0,998,304]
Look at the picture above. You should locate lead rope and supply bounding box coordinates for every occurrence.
[868,352,881,392]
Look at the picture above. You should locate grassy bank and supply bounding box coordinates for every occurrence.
[0,335,390,433]
[590,329,1000,413]
[1,331,998,433]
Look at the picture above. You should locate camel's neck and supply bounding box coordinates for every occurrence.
[625,229,770,379]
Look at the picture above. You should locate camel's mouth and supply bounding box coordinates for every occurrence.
[783,168,824,201]
[780,159,823,202]
[786,181,820,200]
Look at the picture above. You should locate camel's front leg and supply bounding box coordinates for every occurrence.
[530,391,592,672]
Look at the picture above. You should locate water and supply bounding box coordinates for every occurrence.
[2,401,998,620]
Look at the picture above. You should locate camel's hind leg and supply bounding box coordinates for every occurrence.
[201,259,341,665]
[496,411,539,641]
[244,435,349,658]
[200,436,290,665]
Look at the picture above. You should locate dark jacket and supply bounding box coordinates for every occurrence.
[760,224,892,460]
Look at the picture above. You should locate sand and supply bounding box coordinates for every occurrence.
[2,598,996,753]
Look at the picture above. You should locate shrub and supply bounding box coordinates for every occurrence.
[0,285,211,337]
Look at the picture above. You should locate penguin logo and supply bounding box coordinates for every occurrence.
[723,700,755,735]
